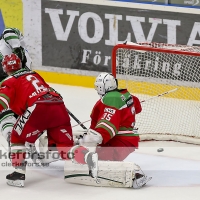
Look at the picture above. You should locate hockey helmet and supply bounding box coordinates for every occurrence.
[2,53,22,73]
[95,72,118,97]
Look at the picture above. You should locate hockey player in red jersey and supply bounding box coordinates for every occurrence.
[78,72,151,188]
[0,27,34,159]
[79,72,141,161]
[0,54,98,187]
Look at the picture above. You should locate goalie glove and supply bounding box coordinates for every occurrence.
[78,129,103,147]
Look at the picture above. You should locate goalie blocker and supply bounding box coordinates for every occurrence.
[64,160,151,189]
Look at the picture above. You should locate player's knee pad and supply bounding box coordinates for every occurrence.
[0,109,17,141]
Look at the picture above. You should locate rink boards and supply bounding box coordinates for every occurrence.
[36,70,200,101]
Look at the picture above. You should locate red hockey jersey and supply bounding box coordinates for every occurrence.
[90,89,142,144]
[0,69,60,115]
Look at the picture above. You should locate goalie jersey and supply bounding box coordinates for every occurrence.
[90,89,142,145]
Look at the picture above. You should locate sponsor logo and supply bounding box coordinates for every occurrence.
[65,133,72,140]
[13,70,35,78]
[104,108,116,114]
[15,109,32,135]
[60,129,72,140]
[61,129,67,133]
[118,54,181,77]
[42,1,200,75]
[32,130,40,136]
[14,104,36,136]
[121,95,126,101]
[26,131,39,138]
[43,4,200,46]
[184,0,200,5]
[8,60,16,65]
[29,88,48,98]
[131,107,135,115]
[126,97,134,107]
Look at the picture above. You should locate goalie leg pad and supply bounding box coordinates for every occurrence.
[132,173,152,189]
[38,133,61,164]
[0,109,16,141]
[64,160,140,188]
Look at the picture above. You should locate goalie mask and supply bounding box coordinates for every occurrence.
[95,72,118,97]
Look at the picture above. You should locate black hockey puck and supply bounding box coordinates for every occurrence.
[157,148,164,152]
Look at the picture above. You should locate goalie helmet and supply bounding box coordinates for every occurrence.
[95,72,118,97]
[2,53,22,73]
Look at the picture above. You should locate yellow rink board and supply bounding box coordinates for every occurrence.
[36,70,96,88]
[36,70,200,101]
[0,0,23,31]
[118,80,200,101]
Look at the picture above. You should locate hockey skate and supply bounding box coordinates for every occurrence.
[6,171,25,187]
[85,152,98,179]
[132,173,152,189]
[6,161,27,187]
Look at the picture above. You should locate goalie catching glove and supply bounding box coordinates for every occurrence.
[78,129,103,147]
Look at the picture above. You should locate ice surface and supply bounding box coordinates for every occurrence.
[0,84,200,200]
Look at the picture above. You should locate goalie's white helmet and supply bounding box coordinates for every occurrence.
[95,72,118,97]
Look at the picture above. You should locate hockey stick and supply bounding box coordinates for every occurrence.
[66,108,88,130]
[72,89,178,129]
[71,88,178,131]
[72,119,91,128]
[140,88,178,103]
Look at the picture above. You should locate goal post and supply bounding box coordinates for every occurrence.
[112,42,200,145]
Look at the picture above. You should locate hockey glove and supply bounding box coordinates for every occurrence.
[78,129,103,147]
[13,46,27,68]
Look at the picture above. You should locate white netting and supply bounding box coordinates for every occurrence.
[138,42,200,52]
[113,42,200,144]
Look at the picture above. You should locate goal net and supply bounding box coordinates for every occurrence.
[112,42,200,145]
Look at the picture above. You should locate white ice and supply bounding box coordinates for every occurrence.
[0,83,200,200]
